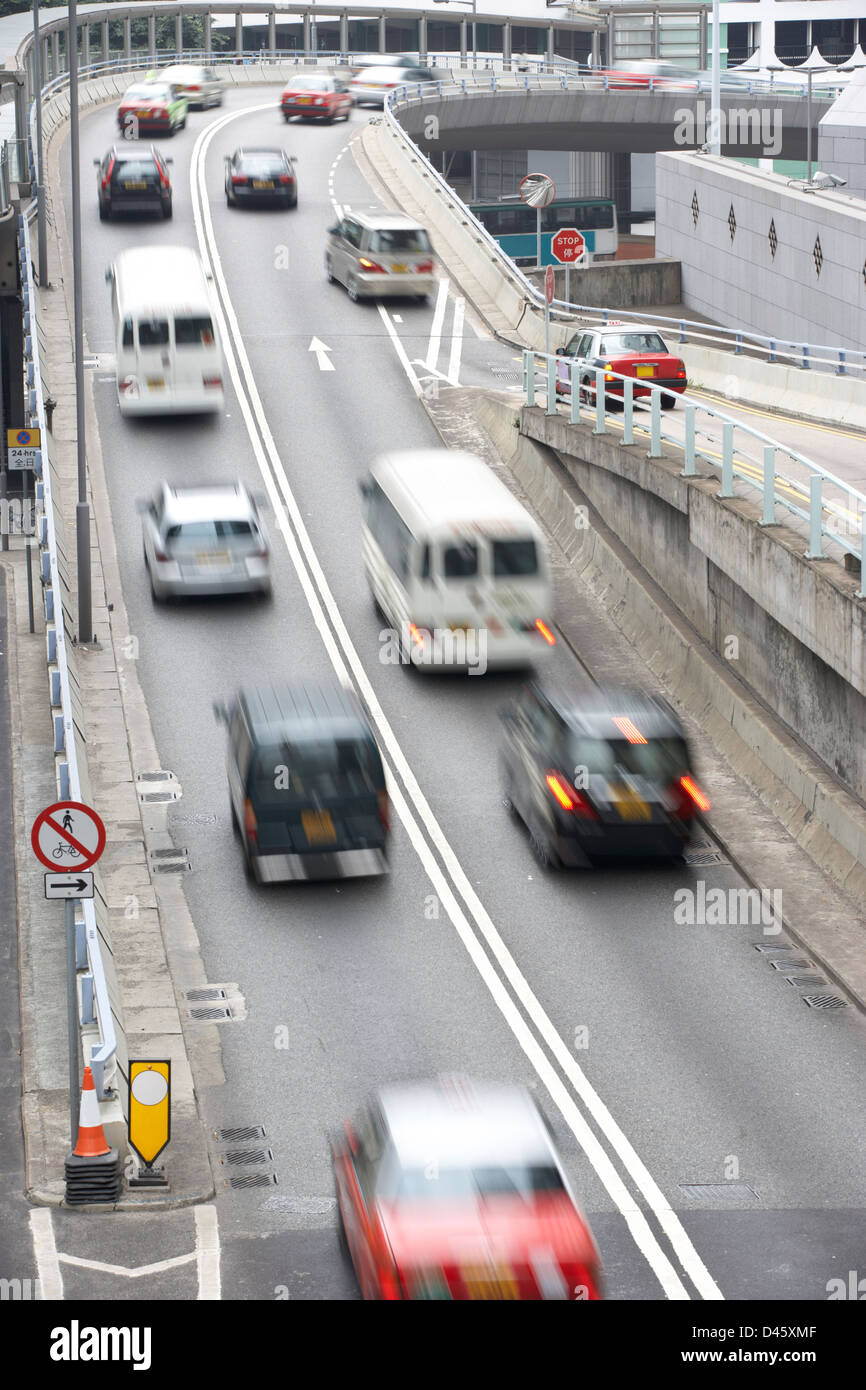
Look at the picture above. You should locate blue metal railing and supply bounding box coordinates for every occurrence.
[19,208,118,1100]
[523,347,866,591]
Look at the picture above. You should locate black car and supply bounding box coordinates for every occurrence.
[95,146,173,220]
[500,683,710,868]
[224,148,297,208]
[213,680,390,883]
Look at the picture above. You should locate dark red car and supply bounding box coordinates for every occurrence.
[333,1078,603,1301]
[557,321,688,408]
[280,73,352,123]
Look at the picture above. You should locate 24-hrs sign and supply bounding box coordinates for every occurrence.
[551,228,586,265]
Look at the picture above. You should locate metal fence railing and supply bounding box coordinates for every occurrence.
[524,347,866,591]
[19,207,119,1101]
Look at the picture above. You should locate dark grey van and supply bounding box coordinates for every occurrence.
[214,681,390,883]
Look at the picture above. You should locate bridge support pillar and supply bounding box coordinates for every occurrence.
[378,14,387,53]
[51,30,60,77]
[418,15,427,64]
[147,14,156,62]
[460,18,467,66]
[606,14,615,65]
[101,18,109,64]
[302,14,310,51]
[340,12,348,54]
[235,12,243,57]
[269,10,277,53]
[546,24,554,65]
[591,30,600,67]
[175,12,183,58]
[699,10,708,67]
[502,21,511,69]
[82,22,90,70]
[123,16,131,65]
[203,13,212,57]
[652,9,659,59]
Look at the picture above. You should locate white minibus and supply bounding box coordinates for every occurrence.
[360,449,555,673]
[106,246,225,416]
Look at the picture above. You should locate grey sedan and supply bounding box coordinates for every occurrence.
[139,481,271,601]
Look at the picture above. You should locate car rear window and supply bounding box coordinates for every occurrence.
[566,734,690,780]
[367,228,432,254]
[138,319,169,348]
[442,542,478,580]
[387,1164,565,1202]
[174,316,216,347]
[239,155,286,177]
[600,332,668,355]
[165,520,254,543]
[288,76,330,91]
[126,85,170,101]
[113,159,158,182]
[492,538,538,577]
[251,739,380,802]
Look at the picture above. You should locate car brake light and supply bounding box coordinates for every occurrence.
[152,540,169,562]
[546,772,599,819]
[680,774,710,812]
[415,260,434,273]
[676,364,687,378]
[535,618,556,645]
[157,163,169,189]
[379,1264,404,1300]
[611,716,647,745]
[359,257,387,273]
[188,84,200,92]
[243,798,258,844]
[278,174,291,184]
[407,622,429,647]
[202,374,222,390]
[232,175,248,185]
[377,789,390,832]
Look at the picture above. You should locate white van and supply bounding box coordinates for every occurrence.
[106,246,225,416]
[360,450,555,673]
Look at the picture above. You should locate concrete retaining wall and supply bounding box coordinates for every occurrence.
[527,258,682,309]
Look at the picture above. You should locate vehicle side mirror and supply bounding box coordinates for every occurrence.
[555,347,565,356]
[212,700,228,725]
[289,155,298,163]
[93,158,101,167]
[358,478,372,498]
[165,157,174,165]
[104,266,113,284]
[328,224,341,236]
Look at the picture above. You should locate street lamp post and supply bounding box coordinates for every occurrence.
[709,0,721,155]
[69,0,92,643]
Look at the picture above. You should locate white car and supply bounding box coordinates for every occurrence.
[349,64,437,107]
[140,481,271,601]
[158,64,224,109]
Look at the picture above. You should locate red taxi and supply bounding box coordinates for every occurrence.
[556,321,687,409]
[333,1077,603,1301]
[280,73,352,123]
[116,82,188,137]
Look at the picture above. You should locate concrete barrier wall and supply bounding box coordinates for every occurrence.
[527,258,682,309]
[518,405,866,806]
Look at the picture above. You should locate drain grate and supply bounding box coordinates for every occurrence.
[489,367,524,385]
[769,958,810,971]
[150,846,188,859]
[217,1125,266,1143]
[229,1172,277,1190]
[786,975,827,988]
[138,771,174,782]
[683,849,726,866]
[680,1183,759,1204]
[186,988,227,1003]
[220,1148,273,1166]
[140,790,180,803]
[151,859,190,873]
[754,943,794,954]
[802,994,847,1010]
[189,1005,233,1021]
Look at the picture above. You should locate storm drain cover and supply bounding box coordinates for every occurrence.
[217,1125,266,1143]
[802,994,847,1010]
[679,1183,759,1204]
[262,1196,337,1215]
[188,1005,233,1021]
[769,958,810,971]
[150,846,188,858]
[186,988,226,1003]
[140,791,179,803]
[137,771,174,781]
[220,1148,273,1166]
[151,858,190,873]
[754,943,794,954]
[229,1172,277,1190]
[683,848,726,866]
[786,976,827,988]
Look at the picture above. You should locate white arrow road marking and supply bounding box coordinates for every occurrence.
[308,337,335,372]
[29,1206,221,1298]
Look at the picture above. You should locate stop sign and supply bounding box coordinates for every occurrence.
[551,228,586,265]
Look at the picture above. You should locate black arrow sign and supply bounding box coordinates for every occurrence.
[51,878,89,892]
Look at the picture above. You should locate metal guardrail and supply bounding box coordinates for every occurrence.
[383,77,866,382]
[524,347,866,591]
[18,207,118,1100]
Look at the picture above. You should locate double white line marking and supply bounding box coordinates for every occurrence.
[190,105,722,1302]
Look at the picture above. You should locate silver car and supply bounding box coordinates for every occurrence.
[139,481,271,601]
[159,63,224,109]
[348,63,437,107]
[326,211,436,303]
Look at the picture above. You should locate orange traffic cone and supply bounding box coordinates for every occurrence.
[72,1066,111,1157]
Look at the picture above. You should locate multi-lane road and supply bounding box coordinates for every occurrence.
[40,86,866,1301]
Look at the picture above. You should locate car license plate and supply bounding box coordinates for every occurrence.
[253,180,274,190]
[297,97,311,104]
[123,180,147,190]
[461,1265,518,1300]
[610,785,652,821]
[146,377,165,389]
[301,810,337,845]
[635,364,655,377]
[391,263,408,274]
[195,551,230,567]
[137,109,151,117]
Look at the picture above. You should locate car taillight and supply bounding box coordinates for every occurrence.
[119,375,139,397]
[385,81,399,88]
[680,774,710,812]
[546,772,599,820]
[378,1263,404,1300]
[534,618,556,645]
[101,156,114,191]
[313,96,323,105]
[377,789,390,832]
[202,374,222,390]
[359,257,387,273]
[157,163,169,189]
[407,622,430,648]
[278,174,291,184]
[153,541,169,562]
[243,798,258,844]
[232,174,248,185]
[675,363,687,378]
[188,84,200,92]
[415,260,434,273]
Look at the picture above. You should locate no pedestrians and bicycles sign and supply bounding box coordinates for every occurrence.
[31,801,106,899]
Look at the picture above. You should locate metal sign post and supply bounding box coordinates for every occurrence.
[544,265,555,358]
[519,171,556,270]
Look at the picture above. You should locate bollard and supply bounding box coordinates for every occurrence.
[570,361,580,424]
[719,422,735,497]
[622,377,634,445]
[806,474,824,558]
[546,356,557,415]
[760,446,776,526]
[681,404,697,476]
[523,349,535,406]
[648,390,662,457]
[593,370,606,434]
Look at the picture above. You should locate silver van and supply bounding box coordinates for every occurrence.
[325,211,435,303]
[159,64,224,109]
